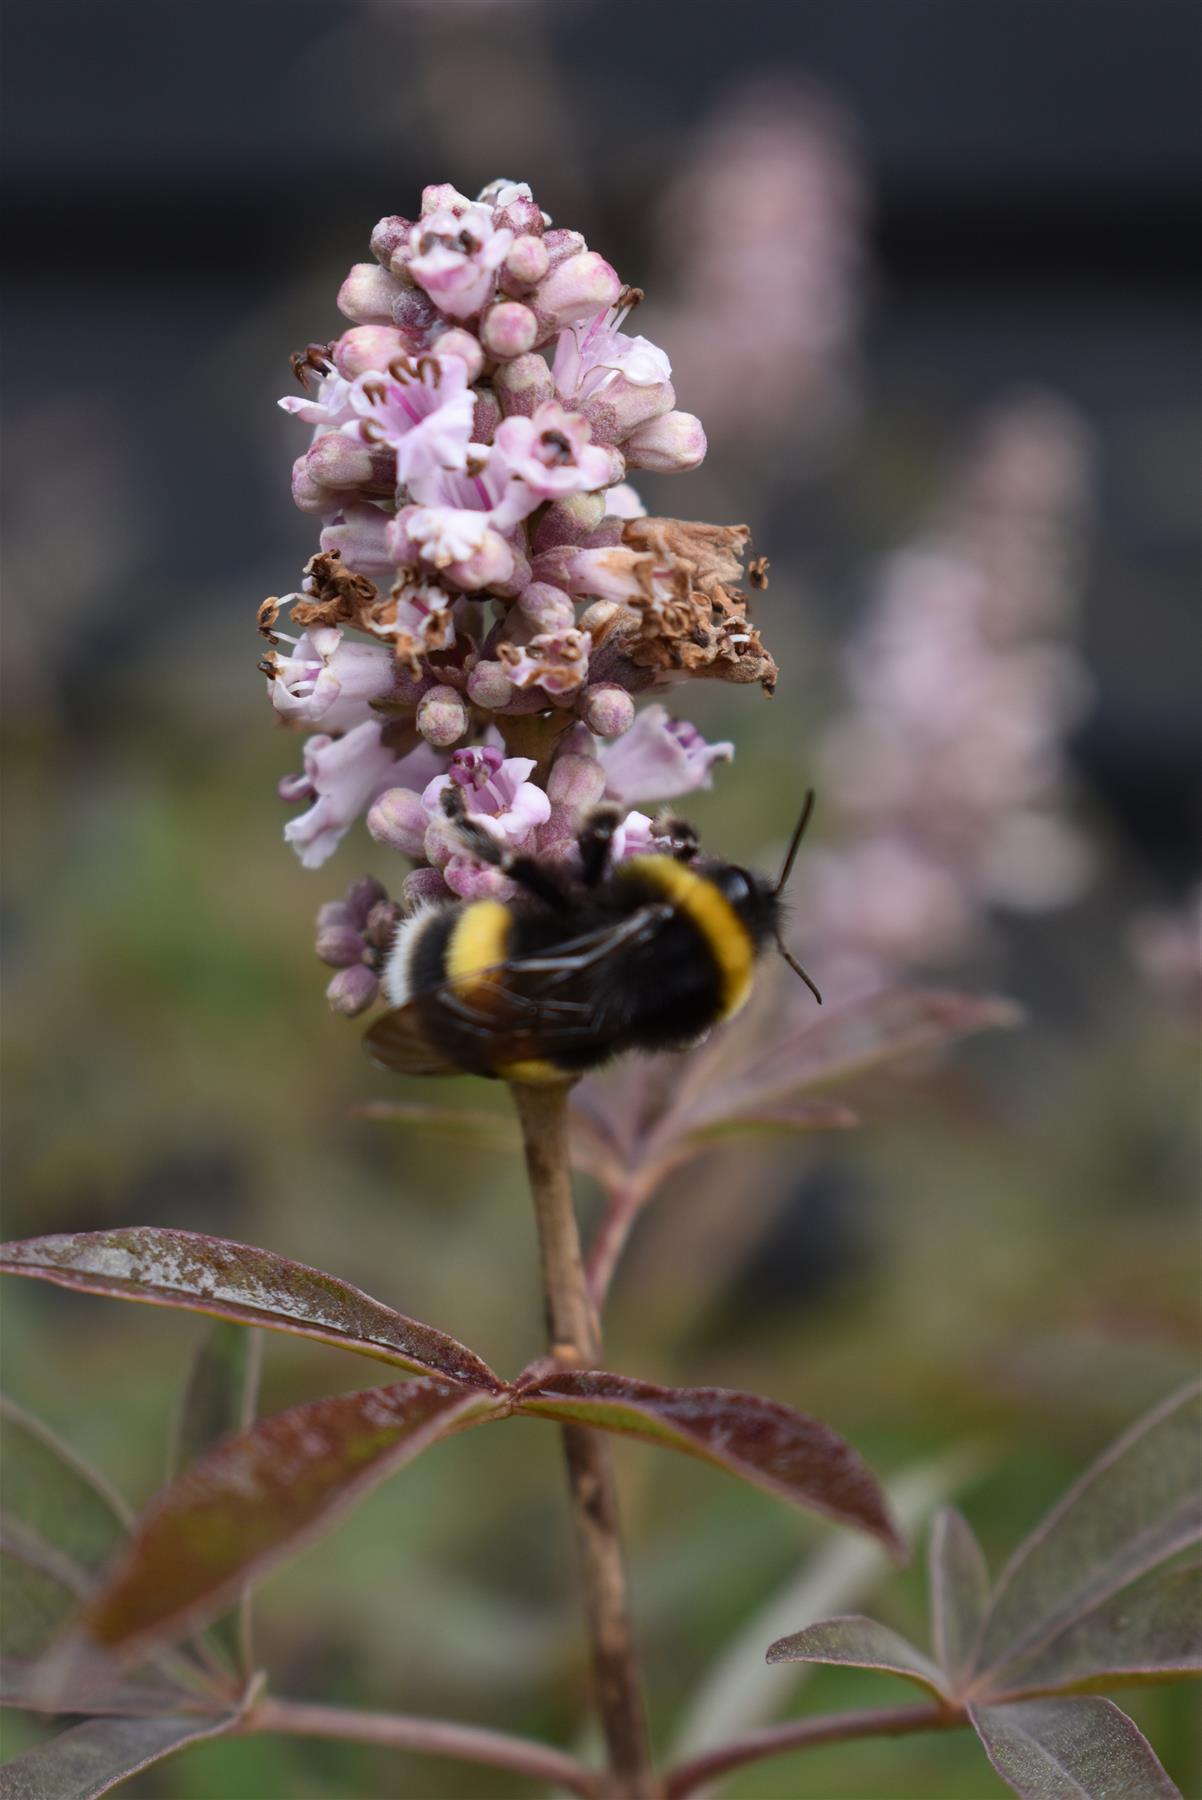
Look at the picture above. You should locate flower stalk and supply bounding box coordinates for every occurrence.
[511,1080,656,1799]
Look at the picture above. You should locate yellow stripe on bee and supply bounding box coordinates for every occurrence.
[622,855,756,1019]
[445,900,512,991]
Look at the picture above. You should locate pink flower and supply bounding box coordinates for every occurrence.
[554,307,675,443]
[320,503,397,583]
[611,809,657,860]
[408,202,513,320]
[597,704,734,803]
[268,627,396,732]
[423,745,551,853]
[278,371,356,431]
[347,355,475,490]
[604,482,646,520]
[283,723,444,870]
[492,401,613,501]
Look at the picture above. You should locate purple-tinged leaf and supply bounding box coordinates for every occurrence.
[0,1230,502,1391]
[968,1697,1181,1799]
[688,988,1023,1123]
[993,1561,1202,1701]
[0,1710,239,1799]
[0,1397,130,1575]
[930,1506,990,1692]
[64,1380,501,1670]
[977,1382,1202,1685]
[0,1550,80,1663]
[170,1322,261,1480]
[169,1322,262,1685]
[0,1659,194,1718]
[517,1373,903,1555]
[766,1615,948,1699]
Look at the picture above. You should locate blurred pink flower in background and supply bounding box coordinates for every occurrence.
[643,79,865,466]
[794,393,1098,998]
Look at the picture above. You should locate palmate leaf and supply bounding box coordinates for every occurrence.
[516,1372,903,1556]
[756,1390,1200,1800]
[929,1505,991,1692]
[0,1229,502,1391]
[968,1697,1181,1800]
[976,1382,1202,1691]
[996,1560,1202,1700]
[767,1616,948,1699]
[44,1379,503,1679]
[0,1710,240,1800]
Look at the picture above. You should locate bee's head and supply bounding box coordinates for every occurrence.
[705,862,783,951]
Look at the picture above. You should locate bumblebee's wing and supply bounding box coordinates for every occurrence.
[364,903,672,1076]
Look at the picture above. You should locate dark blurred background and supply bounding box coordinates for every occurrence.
[2,2,1199,1794]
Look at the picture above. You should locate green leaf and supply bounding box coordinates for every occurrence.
[56,1380,502,1673]
[517,1372,903,1555]
[978,1383,1202,1685]
[169,1323,262,1685]
[968,1697,1181,1799]
[0,1397,130,1577]
[929,1505,990,1692]
[0,1230,502,1390]
[0,1711,238,1799]
[766,1615,948,1699]
[994,1560,1202,1700]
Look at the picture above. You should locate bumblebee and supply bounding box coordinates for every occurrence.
[365,791,820,1084]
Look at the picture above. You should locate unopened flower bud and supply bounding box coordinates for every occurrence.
[494,197,545,238]
[502,235,549,290]
[370,214,414,267]
[519,582,576,633]
[532,252,622,336]
[547,751,606,812]
[532,493,607,552]
[306,432,377,489]
[467,660,514,709]
[333,326,411,380]
[541,229,587,272]
[431,328,485,384]
[578,683,636,737]
[363,899,401,951]
[390,285,441,342]
[421,181,466,216]
[367,786,428,857]
[472,389,502,444]
[326,963,379,1017]
[493,352,556,418]
[417,684,470,747]
[292,454,330,514]
[402,866,452,910]
[316,924,366,967]
[316,900,354,934]
[346,875,389,922]
[623,409,707,473]
[337,263,402,324]
[480,301,538,360]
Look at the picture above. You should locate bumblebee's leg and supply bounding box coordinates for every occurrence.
[440,787,568,911]
[577,803,622,887]
[652,811,700,862]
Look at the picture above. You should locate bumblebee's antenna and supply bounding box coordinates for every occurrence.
[773,788,816,897]
[773,789,822,1003]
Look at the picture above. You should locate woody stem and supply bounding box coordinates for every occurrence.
[510,1080,657,1800]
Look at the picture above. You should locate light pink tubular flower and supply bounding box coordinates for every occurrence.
[347,354,475,489]
[279,371,356,432]
[492,401,614,500]
[408,199,513,320]
[424,746,551,848]
[268,628,396,731]
[282,725,444,870]
[597,704,733,803]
